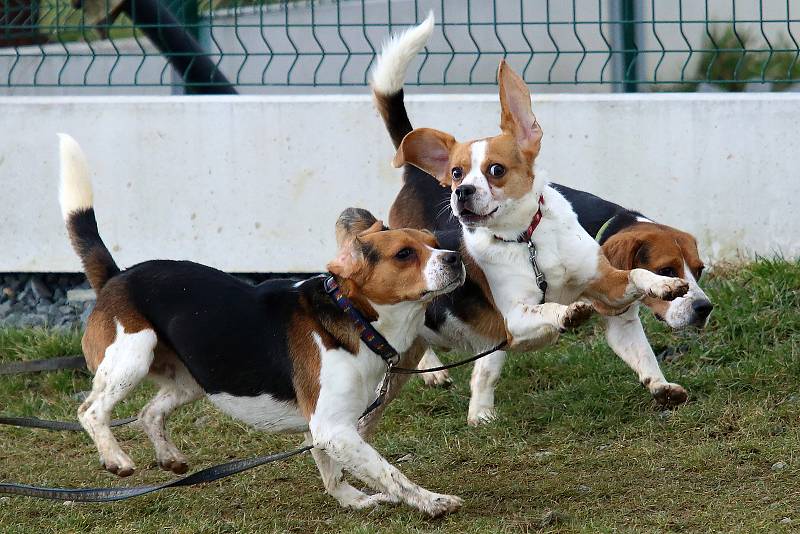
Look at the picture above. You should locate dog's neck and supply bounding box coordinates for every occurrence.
[369,300,425,354]
[470,165,550,242]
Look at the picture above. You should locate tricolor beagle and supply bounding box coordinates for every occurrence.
[58,134,466,516]
[369,15,698,425]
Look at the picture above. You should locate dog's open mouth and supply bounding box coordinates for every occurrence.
[458,207,498,225]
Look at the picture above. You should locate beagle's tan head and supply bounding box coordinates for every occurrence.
[603,222,713,329]
[328,208,465,306]
[393,61,543,230]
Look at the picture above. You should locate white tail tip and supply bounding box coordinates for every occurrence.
[370,11,435,95]
[58,133,94,220]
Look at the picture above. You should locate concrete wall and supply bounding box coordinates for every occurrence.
[0,93,797,273]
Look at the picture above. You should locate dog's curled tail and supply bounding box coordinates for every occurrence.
[370,12,434,149]
[58,133,120,291]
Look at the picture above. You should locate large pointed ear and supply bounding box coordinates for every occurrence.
[602,234,647,271]
[393,127,456,187]
[498,60,543,161]
[335,208,385,247]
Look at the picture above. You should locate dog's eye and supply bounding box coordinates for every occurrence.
[395,248,415,260]
[488,164,505,178]
[451,167,464,181]
[657,267,678,278]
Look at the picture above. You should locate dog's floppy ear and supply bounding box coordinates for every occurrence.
[329,208,385,280]
[393,128,456,187]
[498,60,543,162]
[334,208,385,247]
[602,234,648,271]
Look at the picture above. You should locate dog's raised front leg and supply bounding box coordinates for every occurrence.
[504,301,594,351]
[587,256,688,313]
[604,304,687,406]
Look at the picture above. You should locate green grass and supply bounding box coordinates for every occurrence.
[0,259,798,533]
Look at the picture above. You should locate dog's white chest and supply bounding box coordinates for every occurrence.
[207,392,308,433]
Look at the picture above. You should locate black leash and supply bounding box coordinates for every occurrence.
[390,341,507,374]
[359,341,508,419]
[0,415,136,431]
[0,445,312,502]
[0,355,87,375]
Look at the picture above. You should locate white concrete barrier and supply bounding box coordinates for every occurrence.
[0,93,797,273]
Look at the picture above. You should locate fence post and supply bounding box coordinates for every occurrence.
[610,0,640,92]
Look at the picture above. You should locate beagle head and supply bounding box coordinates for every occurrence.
[393,61,543,231]
[328,208,465,307]
[603,223,713,328]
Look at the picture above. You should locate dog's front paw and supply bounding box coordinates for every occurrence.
[648,277,689,301]
[421,368,452,388]
[421,493,463,517]
[649,381,688,407]
[559,302,594,332]
[467,405,497,427]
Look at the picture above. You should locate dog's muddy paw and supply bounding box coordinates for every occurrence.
[101,453,136,477]
[421,369,453,388]
[158,458,189,475]
[559,302,594,332]
[423,493,463,517]
[649,278,689,301]
[650,382,688,407]
[467,406,497,427]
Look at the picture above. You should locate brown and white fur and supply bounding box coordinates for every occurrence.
[370,15,695,425]
[58,133,466,516]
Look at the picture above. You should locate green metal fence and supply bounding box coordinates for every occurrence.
[2,0,799,92]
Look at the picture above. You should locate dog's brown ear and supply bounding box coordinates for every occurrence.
[393,127,456,187]
[602,234,647,271]
[335,208,385,247]
[498,60,542,162]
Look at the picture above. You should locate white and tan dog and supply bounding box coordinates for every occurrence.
[369,15,693,425]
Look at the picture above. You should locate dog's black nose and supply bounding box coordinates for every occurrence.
[692,299,713,319]
[442,251,461,265]
[455,184,476,201]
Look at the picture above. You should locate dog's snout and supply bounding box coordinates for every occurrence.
[455,185,476,201]
[691,299,713,319]
[441,251,461,266]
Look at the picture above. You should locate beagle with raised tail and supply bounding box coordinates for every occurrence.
[370,15,697,425]
[58,134,466,516]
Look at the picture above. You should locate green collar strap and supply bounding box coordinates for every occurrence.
[595,216,615,243]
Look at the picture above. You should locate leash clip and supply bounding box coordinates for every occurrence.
[527,239,548,304]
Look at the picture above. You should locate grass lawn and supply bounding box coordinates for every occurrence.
[0,259,798,533]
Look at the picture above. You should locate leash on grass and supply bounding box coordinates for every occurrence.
[0,343,507,501]
[0,445,313,502]
[0,355,86,375]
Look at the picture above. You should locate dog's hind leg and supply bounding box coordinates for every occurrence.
[140,352,203,474]
[78,321,157,477]
[467,349,507,426]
